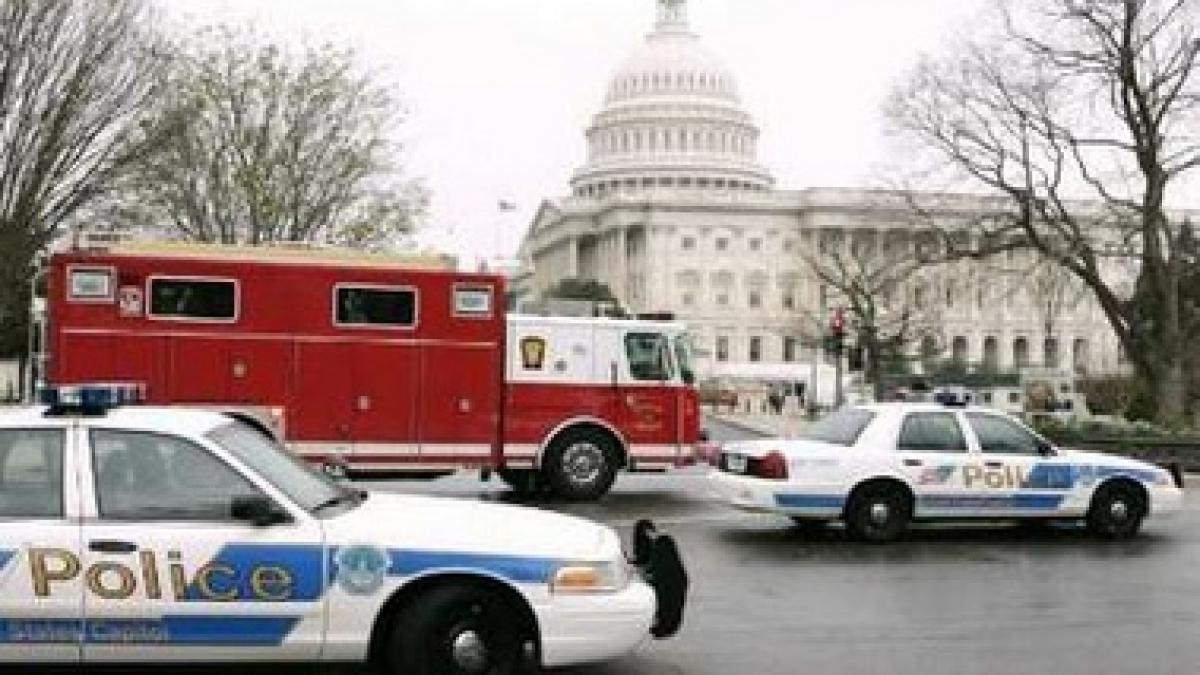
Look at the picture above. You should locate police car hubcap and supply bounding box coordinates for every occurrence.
[869,503,891,525]
[450,630,489,673]
[564,442,603,485]
[1110,500,1130,521]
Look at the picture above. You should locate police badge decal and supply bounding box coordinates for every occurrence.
[334,545,391,596]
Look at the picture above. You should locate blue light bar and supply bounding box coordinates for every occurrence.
[40,382,144,414]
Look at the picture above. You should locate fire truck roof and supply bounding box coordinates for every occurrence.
[63,241,459,271]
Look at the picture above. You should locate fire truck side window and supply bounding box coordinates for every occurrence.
[625,332,673,382]
[149,278,237,321]
[336,286,417,327]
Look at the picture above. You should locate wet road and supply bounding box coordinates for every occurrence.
[362,415,1200,675]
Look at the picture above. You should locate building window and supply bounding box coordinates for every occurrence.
[715,237,729,252]
[748,291,762,309]
[716,336,730,362]
[149,278,238,322]
[682,293,695,307]
[749,336,762,362]
[1013,337,1030,368]
[952,336,969,365]
[749,238,762,252]
[1044,337,1059,368]
[682,236,696,250]
[335,285,418,328]
[783,337,798,363]
[983,336,999,371]
[782,292,796,311]
[716,293,730,306]
[783,239,795,253]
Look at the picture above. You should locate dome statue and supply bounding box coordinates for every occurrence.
[570,0,774,198]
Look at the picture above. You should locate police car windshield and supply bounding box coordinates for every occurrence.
[800,408,876,446]
[208,423,350,513]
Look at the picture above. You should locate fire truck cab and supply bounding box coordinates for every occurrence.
[45,245,699,500]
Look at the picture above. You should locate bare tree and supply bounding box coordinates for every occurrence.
[888,0,1200,423]
[105,27,426,249]
[0,0,158,390]
[801,231,941,399]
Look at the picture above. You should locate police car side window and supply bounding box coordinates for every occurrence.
[898,413,968,453]
[0,430,64,519]
[966,414,1041,455]
[91,430,263,521]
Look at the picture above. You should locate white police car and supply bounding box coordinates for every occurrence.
[0,385,686,672]
[713,403,1185,542]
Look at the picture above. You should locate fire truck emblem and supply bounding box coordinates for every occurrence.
[520,336,547,370]
[118,286,143,317]
[334,545,391,596]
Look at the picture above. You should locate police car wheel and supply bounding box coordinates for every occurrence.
[543,429,619,501]
[387,585,533,675]
[845,484,911,543]
[1086,482,1146,539]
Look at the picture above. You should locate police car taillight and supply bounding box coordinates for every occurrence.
[40,382,144,416]
[752,451,789,480]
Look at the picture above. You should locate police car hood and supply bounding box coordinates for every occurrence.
[1055,447,1165,473]
[325,492,617,561]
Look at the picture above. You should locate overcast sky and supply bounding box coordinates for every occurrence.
[163,0,985,265]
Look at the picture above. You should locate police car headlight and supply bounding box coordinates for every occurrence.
[550,559,630,594]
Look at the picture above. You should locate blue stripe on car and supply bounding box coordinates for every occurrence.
[0,617,300,646]
[387,550,561,584]
[774,494,846,509]
[0,550,14,572]
[920,493,1066,510]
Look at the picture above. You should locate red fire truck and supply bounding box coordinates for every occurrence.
[44,244,700,499]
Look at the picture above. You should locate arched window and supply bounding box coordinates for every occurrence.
[1013,337,1030,369]
[1073,338,1090,374]
[679,129,688,150]
[621,132,630,152]
[1044,337,1059,368]
[952,336,969,366]
[983,336,999,371]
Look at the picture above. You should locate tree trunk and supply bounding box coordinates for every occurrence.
[1155,351,1188,423]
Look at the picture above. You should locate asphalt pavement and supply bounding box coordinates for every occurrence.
[358,416,1200,675]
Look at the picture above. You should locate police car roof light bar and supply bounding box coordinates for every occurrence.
[40,382,145,416]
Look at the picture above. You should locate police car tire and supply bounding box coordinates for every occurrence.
[845,484,911,543]
[543,429,619,501]
[386,585,532,675]
[1086,482,1146,539]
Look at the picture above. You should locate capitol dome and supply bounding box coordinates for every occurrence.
[571,0,774,197]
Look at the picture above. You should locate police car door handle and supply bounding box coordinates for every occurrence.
[89,539,137,554]
[903,458,923,467]
[984,461,1004,469]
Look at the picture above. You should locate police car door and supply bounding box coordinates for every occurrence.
[962,412,1060,517]
[0,426,82,663]
[894,411,975,517]
[78,427,326,663]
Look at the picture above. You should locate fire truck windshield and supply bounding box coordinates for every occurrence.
[207,423,354,514]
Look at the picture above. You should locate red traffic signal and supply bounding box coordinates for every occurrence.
[830,308,846,337]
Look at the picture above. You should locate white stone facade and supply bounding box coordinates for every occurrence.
[517,0,1126,378]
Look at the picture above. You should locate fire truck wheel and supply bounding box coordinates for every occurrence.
[543,428,620,501]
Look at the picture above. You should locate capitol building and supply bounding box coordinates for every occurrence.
[516,0,1125,380]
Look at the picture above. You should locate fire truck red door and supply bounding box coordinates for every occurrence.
[620,332,681,464]
[418,344,500,462]
[350,343,420,459]
[290,342,354,454]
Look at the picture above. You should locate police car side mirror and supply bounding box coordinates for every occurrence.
[1036,441,1056,458]
[231,495,291,527]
